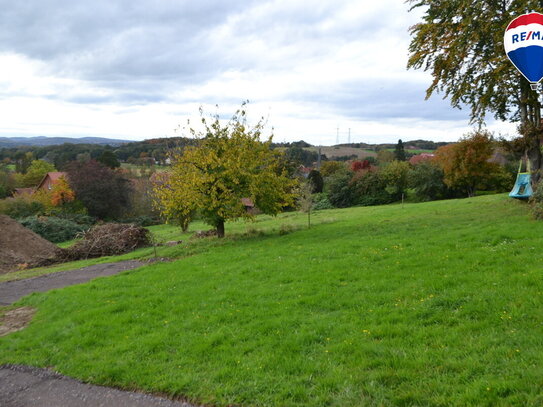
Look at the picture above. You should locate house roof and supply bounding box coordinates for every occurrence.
[13,188,34,196]
[409,153,435,165]
[36,171,67,190]
[241,198,255,207]
[46,172,66,182]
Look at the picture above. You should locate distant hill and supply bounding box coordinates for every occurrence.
[0,136,134,148]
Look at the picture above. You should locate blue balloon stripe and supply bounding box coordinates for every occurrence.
[507,45,543,82]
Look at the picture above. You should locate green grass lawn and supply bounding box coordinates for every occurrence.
[0,212,334,283]
[1,195,543,406]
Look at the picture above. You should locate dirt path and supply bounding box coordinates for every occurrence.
[0,364,198,407]
[0,260,145,306]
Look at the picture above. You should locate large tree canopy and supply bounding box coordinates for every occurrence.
[66,160,131,220]
[435,130,508,196]
[407,0,543,172]
[154,106,296,237]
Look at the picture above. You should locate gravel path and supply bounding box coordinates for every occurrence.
[0,260,145,305]
[0,364,197,407]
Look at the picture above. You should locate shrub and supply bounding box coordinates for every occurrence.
[478,166,513,193]
[312,193,334,210]
[19,216,90,243]
[325,169,356,208]
[351,171,394,206]
[56,213,97,225]
[381,160,410,200]
[408,161,448,201]
[0,197,45,219]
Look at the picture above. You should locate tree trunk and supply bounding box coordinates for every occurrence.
[216,219,225,238]
[520,81,542,182]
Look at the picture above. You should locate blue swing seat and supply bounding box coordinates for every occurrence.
[509,172,533,199]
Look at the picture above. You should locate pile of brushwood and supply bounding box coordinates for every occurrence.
[62,223,151,260]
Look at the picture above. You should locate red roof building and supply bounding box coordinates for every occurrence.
[36,172,67,191]
[409,153,435,165]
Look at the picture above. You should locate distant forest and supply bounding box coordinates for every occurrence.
[0,137,449,170]
[0,137,195,169]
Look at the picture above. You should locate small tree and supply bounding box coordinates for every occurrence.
[297,181,313,229]
[97,150,120,169]
[381,160,411,200]
[307,170,323,193]
[154,105,296,238]
[21,160,56,187]
[351,160,371,172]
[435,131,500,197]
[394,139,406,161]
[0,167,16,199]
[326,168,356,208]
[376,150,394,165]
[351,170,392,206]
[151,171,194,232]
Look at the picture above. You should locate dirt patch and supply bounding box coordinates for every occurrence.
[0,215,61,273]
[0,307,36,337]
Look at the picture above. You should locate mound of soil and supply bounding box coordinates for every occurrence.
[0,215,61,273]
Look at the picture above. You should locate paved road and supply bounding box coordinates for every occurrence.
[0,365,198,407]
[0,260,145,305]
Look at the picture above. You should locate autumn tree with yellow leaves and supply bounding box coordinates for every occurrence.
[154,106,296,237]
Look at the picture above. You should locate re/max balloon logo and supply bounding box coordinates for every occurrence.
[512,31,543,43]
[504,12,543,83]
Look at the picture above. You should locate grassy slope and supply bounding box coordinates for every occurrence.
[1,195,543,406]
[0,212,332,283]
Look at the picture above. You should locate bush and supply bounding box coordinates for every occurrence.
[312,193,334,210]
[56,212,97,225]
[381,160,410,200]
[351,171,394,206]
[478,166,513,193]
[0,197,45,219]
[19,216,90,243]
[326,169,356,208]
[408,161,448,201]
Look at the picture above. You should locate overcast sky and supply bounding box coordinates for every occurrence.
[0,0,516,145]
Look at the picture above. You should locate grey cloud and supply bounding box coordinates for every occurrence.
[0,0,260,87]
[0,0,469,130]
[285,79,469,122]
